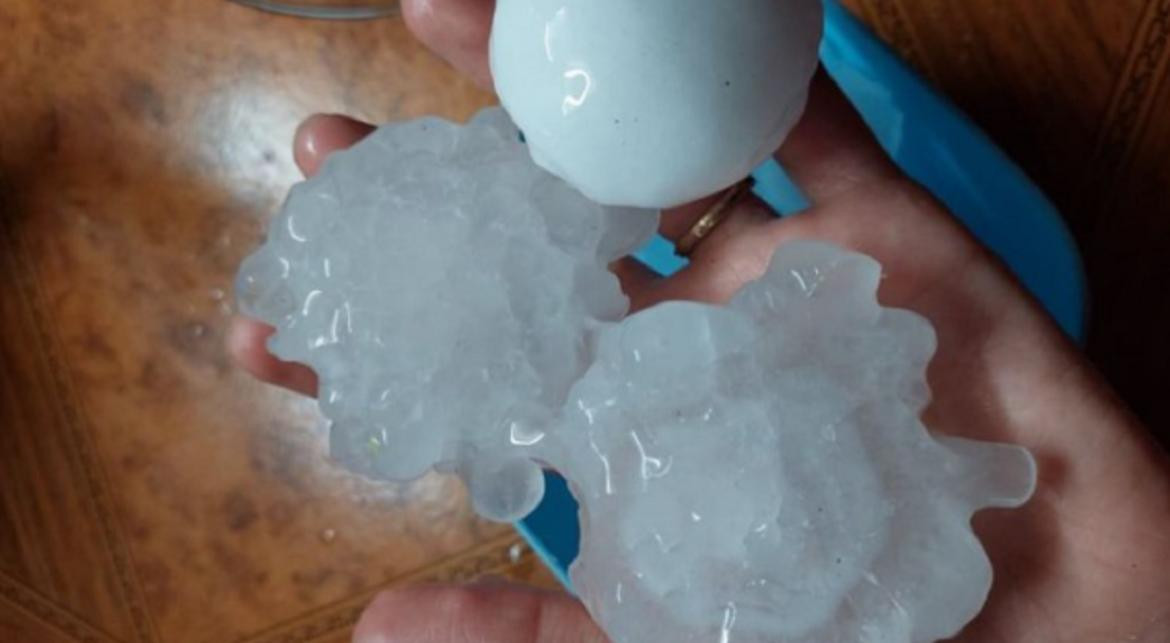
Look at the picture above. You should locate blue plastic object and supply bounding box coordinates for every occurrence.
[516,0,1088,589]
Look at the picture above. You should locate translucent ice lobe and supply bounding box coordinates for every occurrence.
[555,242,1036,643]
[235,108,658,521]
[933,436,1037,510]
[463,456,547,522]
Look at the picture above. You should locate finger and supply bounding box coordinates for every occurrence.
[612,255,661,305]
[633,198,786,309]
[353,584,607,643]
[227,316,319,397]
[657,193,734,242]
[402,0,495,89]
[294,114,376,178]
[622,202,777,312]
[774,69,901,202]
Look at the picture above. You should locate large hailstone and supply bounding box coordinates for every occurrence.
[490,0,824,209]
[547,242,1036,643]
[235,108,658,521]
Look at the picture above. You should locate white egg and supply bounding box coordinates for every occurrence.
[490,0,823,209]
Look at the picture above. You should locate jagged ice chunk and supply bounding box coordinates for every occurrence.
[236,108,658,521]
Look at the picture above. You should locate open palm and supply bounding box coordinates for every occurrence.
[229,1,1170,640]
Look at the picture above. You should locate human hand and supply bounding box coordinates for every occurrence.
[228,1,1170,641]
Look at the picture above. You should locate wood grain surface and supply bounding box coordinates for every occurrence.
[1,0,1167,641]
[0,2,557,642]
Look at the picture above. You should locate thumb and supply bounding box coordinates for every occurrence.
[353,582,608,643]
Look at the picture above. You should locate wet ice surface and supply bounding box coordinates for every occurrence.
[554,243,1036,642]
[236,109,1035,642]
[236,108,658,521]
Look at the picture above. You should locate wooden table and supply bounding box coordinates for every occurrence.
[1,1,1167,641]
[0,3,553,642]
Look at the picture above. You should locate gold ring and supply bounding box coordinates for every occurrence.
[675,177,755,258]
